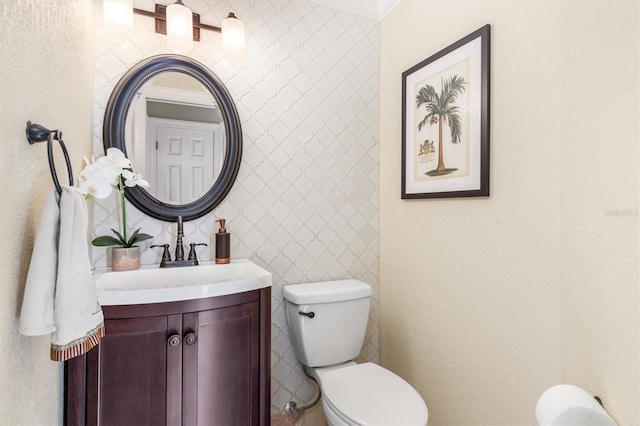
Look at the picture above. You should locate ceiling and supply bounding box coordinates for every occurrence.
[308,0,401,20]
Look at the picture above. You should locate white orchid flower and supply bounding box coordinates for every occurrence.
[78,155,98,181]
[77,148,154,249]
[78,152,123,199]
[80,158,121,186]
[78,178,113,199]
[122,169,150,188]
[105,147,132,169]
[77,148,150,201]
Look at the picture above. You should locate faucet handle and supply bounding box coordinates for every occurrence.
[188,243,208,265]
[151,244,171,267]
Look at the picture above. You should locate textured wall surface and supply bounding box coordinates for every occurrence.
[92,0,379,418]
[0,1,94,424]
[380,0,639,424]
[2,1,637,425]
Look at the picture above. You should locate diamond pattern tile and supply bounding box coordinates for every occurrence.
[92,0,379,417]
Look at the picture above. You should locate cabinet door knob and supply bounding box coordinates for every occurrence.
[184,332,198,345]
[167,334,181,347]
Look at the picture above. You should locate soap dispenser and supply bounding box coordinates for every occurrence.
[215,219,230,264]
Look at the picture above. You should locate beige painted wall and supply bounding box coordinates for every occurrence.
[380,0,639,425]
[0,1,94,424]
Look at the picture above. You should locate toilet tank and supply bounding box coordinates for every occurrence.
[283,280,372,367]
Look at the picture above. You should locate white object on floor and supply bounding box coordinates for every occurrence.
[536,384,617,426]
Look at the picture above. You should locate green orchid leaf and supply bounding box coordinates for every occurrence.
[118,228,154,247]
[129,233,154,246]
[127,227,141,242]
[124,228,140,247]
[110,228,126,245]
[92,236,124,247]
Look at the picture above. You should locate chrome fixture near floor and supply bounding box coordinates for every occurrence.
[284,365,322,418]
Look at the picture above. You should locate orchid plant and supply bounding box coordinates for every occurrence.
[78,148,153,248]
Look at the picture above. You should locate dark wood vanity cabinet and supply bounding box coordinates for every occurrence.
[65,288,271,426]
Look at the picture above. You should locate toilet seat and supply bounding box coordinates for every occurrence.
[317,363,428,426]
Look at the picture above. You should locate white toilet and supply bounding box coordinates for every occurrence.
[284,279,428,426]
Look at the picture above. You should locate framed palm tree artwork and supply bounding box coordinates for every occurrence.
[402,24,490,199]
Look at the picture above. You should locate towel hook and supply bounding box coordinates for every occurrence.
[25,121,74,195]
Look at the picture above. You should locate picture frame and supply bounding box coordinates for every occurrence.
[402,24,490,199]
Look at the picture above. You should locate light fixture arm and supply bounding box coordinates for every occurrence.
[133,5,222,41]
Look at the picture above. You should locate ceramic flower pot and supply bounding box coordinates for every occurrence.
[111,246,140,271]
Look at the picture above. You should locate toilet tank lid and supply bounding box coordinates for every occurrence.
[283,280,372,304]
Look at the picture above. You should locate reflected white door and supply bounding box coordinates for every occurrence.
[155,125,215,204]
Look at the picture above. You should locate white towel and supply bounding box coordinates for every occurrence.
[20,186,104,361]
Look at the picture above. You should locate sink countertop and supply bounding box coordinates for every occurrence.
[94,259,272,306]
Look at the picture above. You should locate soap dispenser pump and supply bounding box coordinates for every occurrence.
[215,219,230,264]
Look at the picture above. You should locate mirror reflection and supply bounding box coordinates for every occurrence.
[124,72,226,205]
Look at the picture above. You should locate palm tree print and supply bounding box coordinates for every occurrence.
[415,74,466,176]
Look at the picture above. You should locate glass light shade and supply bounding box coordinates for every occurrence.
[102,0,133,31]
[166,1,193,53]
[221,13,245,58]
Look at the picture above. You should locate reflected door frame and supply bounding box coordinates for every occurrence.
[127,84,225,204]
[146,118,224,203]
[128,84,216,178]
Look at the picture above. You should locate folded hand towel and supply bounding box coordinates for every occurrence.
[20,186,104,361]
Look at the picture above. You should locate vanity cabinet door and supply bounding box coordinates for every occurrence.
[182,301,260,425]
[65,288,271,426]
[86,314,183,426]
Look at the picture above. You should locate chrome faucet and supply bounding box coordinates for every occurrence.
[151,216,207,267]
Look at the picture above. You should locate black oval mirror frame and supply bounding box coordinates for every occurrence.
[103,54,242,222]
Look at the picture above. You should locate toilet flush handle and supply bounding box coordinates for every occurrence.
[299,311,315,319]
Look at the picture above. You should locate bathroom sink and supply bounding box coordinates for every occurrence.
[94,259,272,305]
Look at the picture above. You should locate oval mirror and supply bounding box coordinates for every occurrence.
[103,54,242,221]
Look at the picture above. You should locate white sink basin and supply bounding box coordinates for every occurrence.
[95,259,272,305]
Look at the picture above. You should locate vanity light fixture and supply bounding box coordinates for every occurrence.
[221,12,245,58]
[102,0,133,38]
[115,0,246,55]
[165,0,193,52]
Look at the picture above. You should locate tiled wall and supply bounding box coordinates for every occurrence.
[92,0,379,417]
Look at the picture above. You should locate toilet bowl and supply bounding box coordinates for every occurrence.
[284,280,428,425]
[313,362,427,426]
